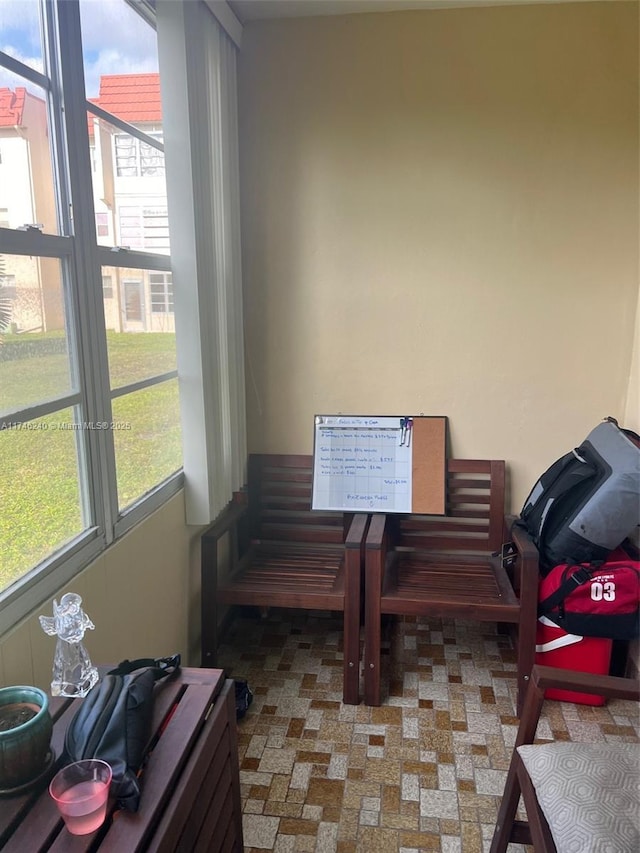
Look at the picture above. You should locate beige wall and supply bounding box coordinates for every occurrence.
[238,1,639,510]
[624,293,640,434]
[0,492,203,690]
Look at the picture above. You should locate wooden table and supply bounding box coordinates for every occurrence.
[0,667,244,852]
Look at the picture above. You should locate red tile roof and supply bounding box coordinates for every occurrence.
[1,75,161,137]
[93,74,162,124]
[0,87,27,127]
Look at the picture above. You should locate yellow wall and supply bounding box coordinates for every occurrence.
[0,492,203,690]
[238,1,639,510]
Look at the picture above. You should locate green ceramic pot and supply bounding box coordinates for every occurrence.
[0,686,53,791]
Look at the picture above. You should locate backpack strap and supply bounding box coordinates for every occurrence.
[605,415,640,445]
[537,565,595,617]
[108,653,181,680]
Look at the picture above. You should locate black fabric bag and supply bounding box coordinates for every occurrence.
[234,678,253,720]
[64,653,180,812]
[515,418,640,574]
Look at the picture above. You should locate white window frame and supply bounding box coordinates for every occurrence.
[0,0,183,635]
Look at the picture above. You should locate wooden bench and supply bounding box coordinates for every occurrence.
[364,459,538,714]
[0,668,243,852]
[201,454,368,705]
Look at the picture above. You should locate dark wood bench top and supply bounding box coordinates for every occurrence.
[0,667,243,852]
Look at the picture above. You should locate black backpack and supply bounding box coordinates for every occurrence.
[515,418,640,574]
[64,654,180,812]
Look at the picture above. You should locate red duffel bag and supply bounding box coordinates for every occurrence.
[537,547,640,641]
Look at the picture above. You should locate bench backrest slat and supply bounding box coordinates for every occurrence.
[248,454,345,545]
[395,459,505,555]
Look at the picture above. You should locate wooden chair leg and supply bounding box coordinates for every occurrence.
[490,669,550,851]
[343,540,362,705]
[518,763,556,851]
[201,533,219,667]
[514,525,541,715]
[364,541,384,706]
[490,752,525,853]
[516,611,536,716]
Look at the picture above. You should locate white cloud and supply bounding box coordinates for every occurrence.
[0,48,44,95]
[0,0,43,92]
[84,48,159,100]
[79,0,158,98]
[0,0,41,52]
[0,46,43,74]
[1,0,159,99]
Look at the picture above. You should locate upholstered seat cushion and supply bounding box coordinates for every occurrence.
[517,742,640,853]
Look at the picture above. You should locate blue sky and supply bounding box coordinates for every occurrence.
[0,0,158,99]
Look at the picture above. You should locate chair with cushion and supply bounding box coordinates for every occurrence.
[490,664,640,853]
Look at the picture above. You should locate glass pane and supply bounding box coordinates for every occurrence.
[0,69,61,235]
[102,265,176,390]
[0,0,44,75]
[0,254,74,418]
[79,0,159,102]
[81,1,169,252]
[112,378,181,510]
[90,120,169,250]
[0,407,85,592]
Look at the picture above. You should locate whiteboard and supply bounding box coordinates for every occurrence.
[312,415,447,514]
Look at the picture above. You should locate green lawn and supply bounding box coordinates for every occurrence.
[0,333,182,590]
[1,331,178,415]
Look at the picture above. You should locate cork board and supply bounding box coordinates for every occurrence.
[312,415,447,514]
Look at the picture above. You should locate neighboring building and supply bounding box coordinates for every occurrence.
[0,74,173,336]
[0,87,64,333]
[90,73,174,333]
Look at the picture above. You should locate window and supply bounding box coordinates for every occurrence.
[95,212,109,237]
[150,272,173,314]
[115,132,165,177]
[118,206,170,252]
[0,68,60,236]
[0,0,182,630]
[122,278,143,323]
[0,272,16,300]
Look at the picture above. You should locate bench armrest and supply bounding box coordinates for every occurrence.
[510,522,539,562]
[515,664,640,749]
[365,513,388,551]
[201,497,248,668]
[345,512,369,549]
[531,665,639,702]
[502,520,539,602]
[201,497,248,544]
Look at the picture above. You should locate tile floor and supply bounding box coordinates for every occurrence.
[217,609,639,853]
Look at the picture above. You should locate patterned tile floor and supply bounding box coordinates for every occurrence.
[217,609,639,853]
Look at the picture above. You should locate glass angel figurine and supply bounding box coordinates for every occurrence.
[39,593,99,697]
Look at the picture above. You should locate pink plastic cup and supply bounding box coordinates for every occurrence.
[49,759,112,835]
